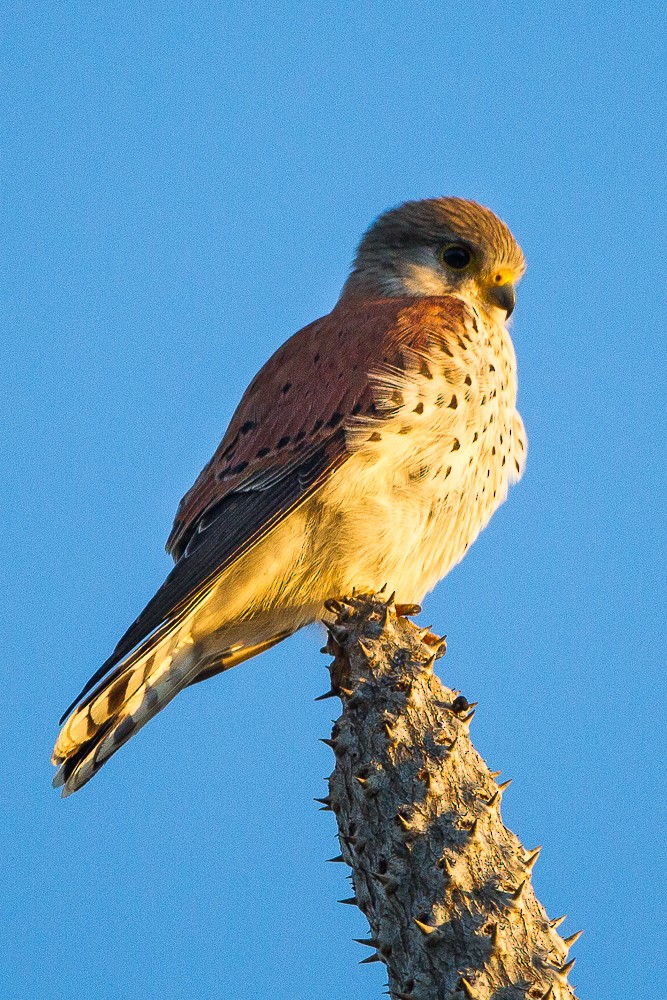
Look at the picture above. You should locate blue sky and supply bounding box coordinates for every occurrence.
[2,4,665,998]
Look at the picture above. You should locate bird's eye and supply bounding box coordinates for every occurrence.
[440,244,472,270]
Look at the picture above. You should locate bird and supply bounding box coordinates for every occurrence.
[52,196,527,796]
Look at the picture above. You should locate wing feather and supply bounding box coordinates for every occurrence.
[60,295,470,723]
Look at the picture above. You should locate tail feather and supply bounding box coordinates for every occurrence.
[52,632,200,797]
[53,625,294,796]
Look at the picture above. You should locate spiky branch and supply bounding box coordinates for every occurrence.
[317,592,581,1000]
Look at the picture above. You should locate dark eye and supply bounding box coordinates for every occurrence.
[440,245,472,270]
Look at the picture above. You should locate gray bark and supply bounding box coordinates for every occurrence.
[318,592,581,1000]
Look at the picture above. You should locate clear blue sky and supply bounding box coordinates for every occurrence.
[2,4,665,998]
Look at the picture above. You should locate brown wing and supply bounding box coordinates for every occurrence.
[61,295,469,721]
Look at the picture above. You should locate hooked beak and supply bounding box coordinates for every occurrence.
[487,280,516,318]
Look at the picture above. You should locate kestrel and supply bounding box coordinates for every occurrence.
[53,197,527,796]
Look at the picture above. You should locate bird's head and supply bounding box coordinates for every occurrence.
[341,197,525,319]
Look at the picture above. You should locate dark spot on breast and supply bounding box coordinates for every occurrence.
[311,419,324,434]
[327,411,343,427]
[444,466,452,478]
[451,439,460,451]
[314,353,320,362]
[448,394,458,409]
[419,357,434,379]
[398,425,411,435]
[295,429,306,441]
[413,401,424,414]
[471,316,479,333]
[487,469,491,477]
[499,434,504,444]
[502,455,506,466]
[489,363,495,372]
[492,446,496,455]
[256,447,271,458]
[481,395,487,405]
[436,394,445,406]
[368,431,382,442]
[515,459,521,473]
[351,403,362,415]
[472,432,478,442]
[281,382,292,394]
[240,420,256,434]
[518,438,525,450]
[277,436,291,449]
[464,375,472,386]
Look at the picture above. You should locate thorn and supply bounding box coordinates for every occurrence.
[467,817,479,838]
[458,977,478,999]
[314,796,332,808]
[524,846,542,870]
[359,953,382,964]
[414,918,437,936]
[319,738,336,749]
[354,937,379,948]
[563,930,584,948]
[484,790,500,807]
[325,855,345,864]
[315,689,338,701]
[338,897,357,905]
[489,922,500,949]
[357,640,374,657]
[508,878,527,902]
[437,853,456,875]
[323,598,342,613]
[378,583,387,594]
[460,709,476,728]
[496,778,513,792]
[489,770,502,778]
[385,590,396,606]
[396,812,412,832]
[539,988,554,1000]
[355,775,367,786]
[550,915,567,929]
[552,957,576,978]
[339,686,353,697]
[384,721,396,740]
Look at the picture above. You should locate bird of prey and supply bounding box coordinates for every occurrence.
[53,196,527,796]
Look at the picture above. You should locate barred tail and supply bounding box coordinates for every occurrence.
[52,629,199,797]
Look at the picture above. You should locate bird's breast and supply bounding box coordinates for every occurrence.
[321,308,526,600]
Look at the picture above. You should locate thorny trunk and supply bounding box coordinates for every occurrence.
[318,593,581,1000]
